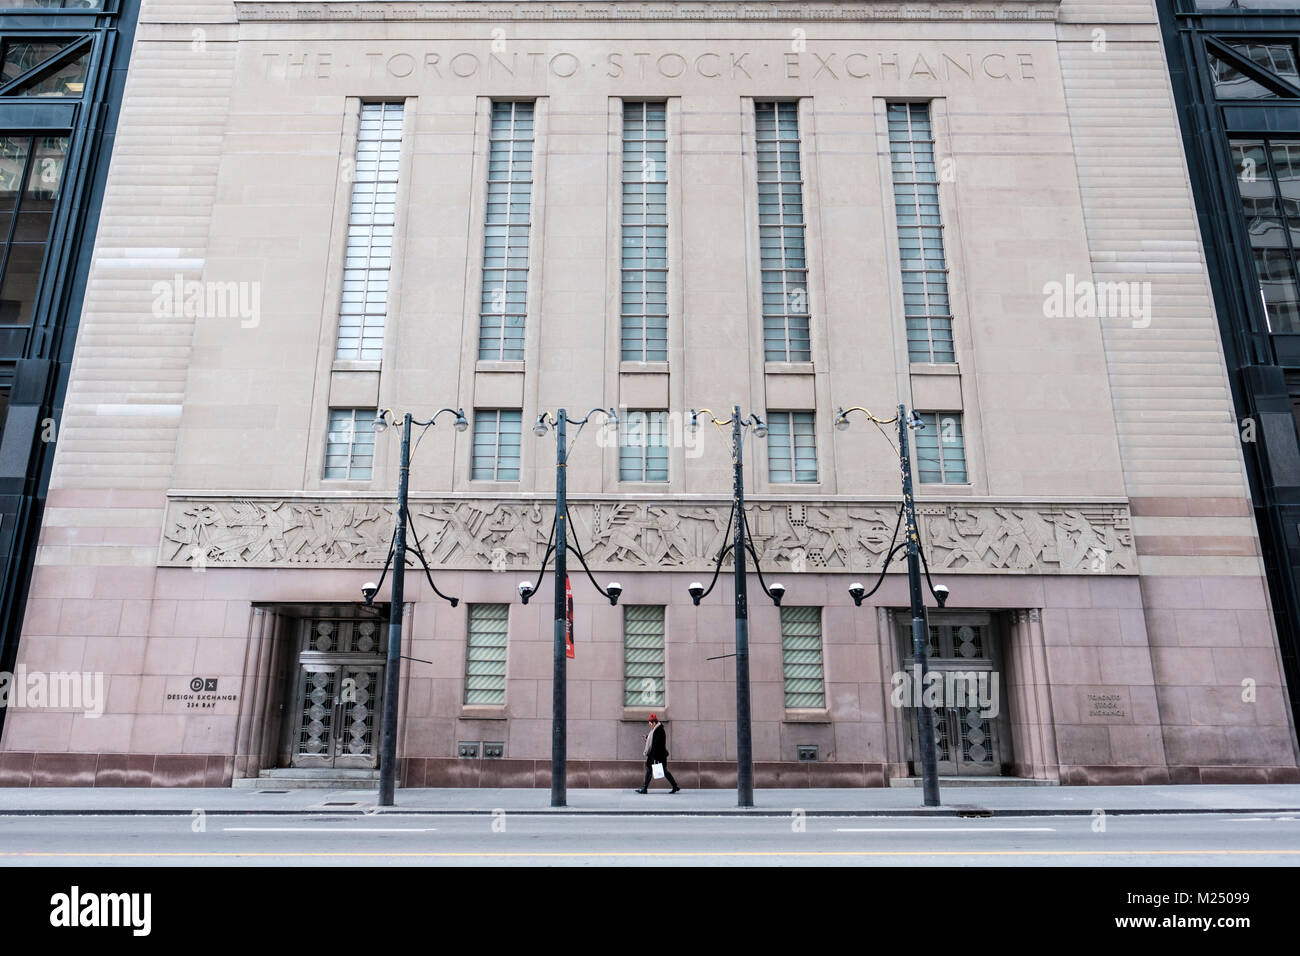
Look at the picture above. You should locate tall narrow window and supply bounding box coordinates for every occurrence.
[0,134,68,328]
[323,408,376,480]
[465,604,509,705]
[471,409,522,481]
[621,102,668,362]
[915,412,968,484]
[1232,139,1300,332]
[479,102,534,361]
[781,606,825,709]
[623,605,665,708]
[755,102,810,362]
[336,102,403,362]
[767,411,818,483]
[888,103,954,364]
[619,409,669,482]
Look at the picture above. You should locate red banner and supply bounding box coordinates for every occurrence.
[565,575,575,659]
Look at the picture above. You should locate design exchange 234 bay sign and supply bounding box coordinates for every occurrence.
[159,496,1135,574]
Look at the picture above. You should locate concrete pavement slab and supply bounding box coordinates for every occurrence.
[0,784,1298,816]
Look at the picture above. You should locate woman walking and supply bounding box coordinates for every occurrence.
[636,714,679,793]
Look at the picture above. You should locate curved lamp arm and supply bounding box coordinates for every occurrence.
[845,504,905,605]
[402,507,460,607]
[739,510,786,605]
[687,501,735,604]
[833,404,900,457]
[518,513,557,603]
[563,503,623,605]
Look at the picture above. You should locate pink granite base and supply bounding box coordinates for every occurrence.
[0,753,232,787]
[402,758,889,788]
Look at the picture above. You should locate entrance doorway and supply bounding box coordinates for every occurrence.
[896,612,1010,777]
[289,618,386,770]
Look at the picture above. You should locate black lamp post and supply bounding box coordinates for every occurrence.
[685,405,786,809]
[519,407,623,808]
[834,402,949,807]
[363,406,467,807]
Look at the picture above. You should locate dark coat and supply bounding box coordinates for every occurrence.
[646,723,669,762]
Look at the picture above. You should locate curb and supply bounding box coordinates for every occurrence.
[0,806,1296,818]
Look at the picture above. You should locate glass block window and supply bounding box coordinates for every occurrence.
[622,102,668,362]
[336,102,403,361]
[755,102,810,362]
[623,605,665,708]
[781,606,824,709]
[323,409,376,480]
[1231,139,1300,332]
[767,411,818,483]
[914,412,968,484]
[471,409,522,481]
[888,103,954,364]
[619,409,669,482]
[479,102,534,361]
[465,604,509,705]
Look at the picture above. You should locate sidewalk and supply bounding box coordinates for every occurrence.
[0,784,1298,816]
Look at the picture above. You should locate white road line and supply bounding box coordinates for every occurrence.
[223,827,437,833]
[835,827,1056,833]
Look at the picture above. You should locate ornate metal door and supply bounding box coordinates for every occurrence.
[898,613,1008,776]
[291,619,385,769]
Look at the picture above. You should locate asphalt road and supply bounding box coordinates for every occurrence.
[0,812,1298,866]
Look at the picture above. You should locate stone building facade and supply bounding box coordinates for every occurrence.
[0,0,1296,788]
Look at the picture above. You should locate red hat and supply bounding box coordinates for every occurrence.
[648,713,658,722]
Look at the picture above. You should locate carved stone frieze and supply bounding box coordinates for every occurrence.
[160,495,1134,574]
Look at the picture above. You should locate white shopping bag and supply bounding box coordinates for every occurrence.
[651,762,665,780]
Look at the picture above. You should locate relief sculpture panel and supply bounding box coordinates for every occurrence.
[160,496,1134,574]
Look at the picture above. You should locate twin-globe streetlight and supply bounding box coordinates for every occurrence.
[359,400,948,808]
[362,406,467,807]
[516,408,624,808]
[834,403,950,808]
[683,406,787,809]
